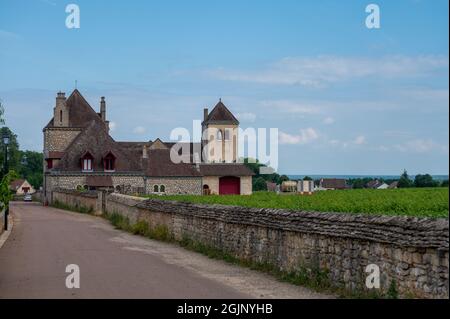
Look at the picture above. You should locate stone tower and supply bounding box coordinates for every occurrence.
[201,100,239,163]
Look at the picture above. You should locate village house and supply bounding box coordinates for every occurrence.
[10,179,36,195]
[316,178,348,191]
[43,90,254,203]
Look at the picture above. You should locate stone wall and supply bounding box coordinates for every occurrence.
[52,190,449,298]
[52,189,101,215]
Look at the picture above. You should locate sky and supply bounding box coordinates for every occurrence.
[0,0,448,175]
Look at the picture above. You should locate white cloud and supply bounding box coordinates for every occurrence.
[109,121,117,132]
[235,112,256,122]
[260,100,320,115]
[353,135,366,145]
[133,126,146,134]
[323,117,335,125]
[395,139,448,153]
[279,128,319,145]
[207,55,448,87]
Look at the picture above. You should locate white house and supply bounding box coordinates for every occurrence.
[10,179,36,195]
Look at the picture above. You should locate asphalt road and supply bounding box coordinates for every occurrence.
[0,202,332,299]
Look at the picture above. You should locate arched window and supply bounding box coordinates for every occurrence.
[224,129,231,140]
[160,185,165,193]
[153,185,159,193]
[217,130,223,141]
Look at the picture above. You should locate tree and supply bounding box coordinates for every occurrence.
[0,100,5,125]
[441,180,449,187]
[303,176,313,181]
[398,170,413,188]
[243,158,288,191]
[0,127,20,179]
[253,177,268,191]
[17,150,44,189]
[414,174,439,188]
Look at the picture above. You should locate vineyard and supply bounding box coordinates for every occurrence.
[146,188,449,218]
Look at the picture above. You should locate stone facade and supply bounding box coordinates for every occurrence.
[146,177,202,195]
[44,128,81,153]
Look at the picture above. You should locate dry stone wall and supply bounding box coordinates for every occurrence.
[51,190,449,298]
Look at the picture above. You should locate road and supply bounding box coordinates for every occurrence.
[0,202,332,299]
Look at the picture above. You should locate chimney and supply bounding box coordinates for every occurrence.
[100,96,106,121]
[56,91,66,107]
[203,108,208,122]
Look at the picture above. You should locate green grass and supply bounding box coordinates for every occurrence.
[144,188,449,218]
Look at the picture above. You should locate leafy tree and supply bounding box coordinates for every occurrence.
[17,151,44,189]
[441,180,449,187]
[0,127,20,178]
[243,158,288,191]
[414,174,439,188]
[303,176,313,181]
[253,177,268,191]
[398,170,413,188]
[0,100,5,125]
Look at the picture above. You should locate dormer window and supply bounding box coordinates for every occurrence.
[81,151,94,172]
[103,151,116,172]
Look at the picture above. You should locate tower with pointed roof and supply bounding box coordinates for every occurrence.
[201,100,239,164]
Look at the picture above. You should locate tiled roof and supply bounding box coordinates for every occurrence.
[320,178,347,189]
[203,101,239,125]
[45,89,106,129]
[145,149,202,177]
[10,179,25,190]
[199,163,255,176]
[56,120,142,172]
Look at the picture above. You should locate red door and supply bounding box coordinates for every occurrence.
[219,176,240,195]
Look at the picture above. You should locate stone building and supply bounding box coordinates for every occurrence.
[43,90,253,203]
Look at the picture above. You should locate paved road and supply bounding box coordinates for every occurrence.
[0,202,332,299]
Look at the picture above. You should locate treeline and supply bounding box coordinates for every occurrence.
[337,170,448,189]
[243,158,289,191]
[0,127,43,189]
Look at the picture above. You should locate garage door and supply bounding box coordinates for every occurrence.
[219,176,240,195]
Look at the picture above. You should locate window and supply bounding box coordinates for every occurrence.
[81,152,94,172]
[60,110,63,123]
[160,185,165,193]
[217,130,223,141]
[83,158,92,171]
[224,129,231,140]
[103,152,116,172]
[46,159,53,169]
[153,185,159,193]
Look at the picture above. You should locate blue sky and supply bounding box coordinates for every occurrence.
[0,0,448,175]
